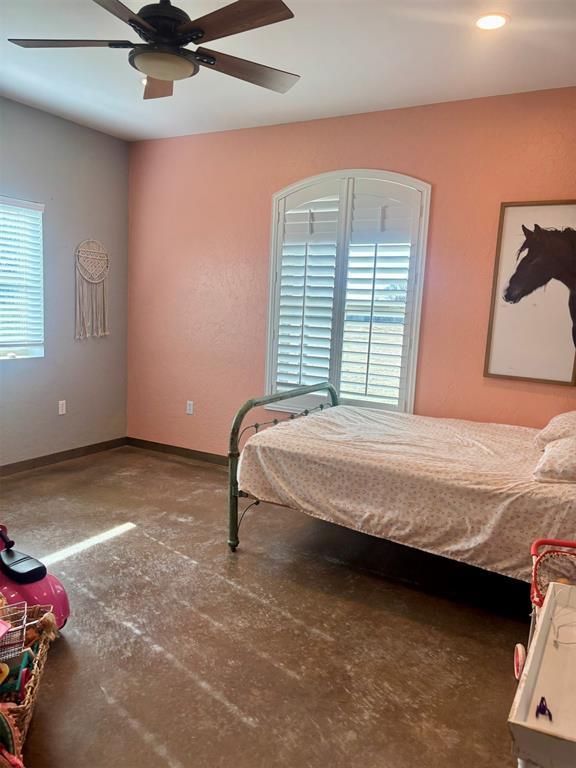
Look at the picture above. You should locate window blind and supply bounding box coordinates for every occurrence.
[0,197,45,359]
[275,182,339,391]
[339,179,420,409]
[269,172,428,412]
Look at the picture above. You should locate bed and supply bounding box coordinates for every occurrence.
[228,383,576,582]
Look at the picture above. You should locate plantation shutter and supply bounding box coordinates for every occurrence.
[273,181,340,391]
[339,178,421,409]
[268,172,428,412]
[0,197,45,359]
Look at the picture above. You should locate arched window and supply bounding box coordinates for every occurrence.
[266,170,430,412]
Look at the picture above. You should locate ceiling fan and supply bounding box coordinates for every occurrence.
[8,0,299,99]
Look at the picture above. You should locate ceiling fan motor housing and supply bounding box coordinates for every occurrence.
[134,1,204,45]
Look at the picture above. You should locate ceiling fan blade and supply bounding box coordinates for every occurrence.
[91,0,156,34]
[196,47,299,93]
[143,77,174,100]
[9,39,135,48]
[178,0,294,43]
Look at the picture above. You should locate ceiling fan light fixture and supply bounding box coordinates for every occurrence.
[129,47,198,80]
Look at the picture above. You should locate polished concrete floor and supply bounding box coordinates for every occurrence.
[1,447,530,768]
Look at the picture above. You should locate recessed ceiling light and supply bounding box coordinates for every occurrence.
[476,13,509,30]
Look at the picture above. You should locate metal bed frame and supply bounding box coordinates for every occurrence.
[228,381,340,552]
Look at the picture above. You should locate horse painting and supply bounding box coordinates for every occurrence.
[504,224,576,347]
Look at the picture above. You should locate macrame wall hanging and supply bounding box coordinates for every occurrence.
[75,239,110,340]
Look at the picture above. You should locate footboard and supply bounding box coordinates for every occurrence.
[228,382,340,551]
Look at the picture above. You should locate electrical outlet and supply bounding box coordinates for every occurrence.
[58,400,66,415]
[186,400,194,415]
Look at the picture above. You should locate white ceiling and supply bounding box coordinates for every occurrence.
[0,0,575,141]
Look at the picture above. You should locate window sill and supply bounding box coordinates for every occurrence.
[0,347,44,361]
[265,392,405,414]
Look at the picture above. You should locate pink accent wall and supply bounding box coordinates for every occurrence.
[128,87,576,455]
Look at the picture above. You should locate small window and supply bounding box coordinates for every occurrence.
[0,196,45,360]
[267,170,430,411]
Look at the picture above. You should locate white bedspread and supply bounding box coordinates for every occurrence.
[238,406,576,581]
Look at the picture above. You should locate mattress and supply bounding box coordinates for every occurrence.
[238,405,576,581]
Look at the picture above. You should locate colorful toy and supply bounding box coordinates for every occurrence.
[24,612,57,647]
[0,526,69,630]
[0,650,35,704]
[0,706,23,768]
[0,624,9,644]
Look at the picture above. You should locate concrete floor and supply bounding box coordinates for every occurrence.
[1,447,530,768]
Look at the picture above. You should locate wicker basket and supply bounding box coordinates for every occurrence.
[0,605,54,741]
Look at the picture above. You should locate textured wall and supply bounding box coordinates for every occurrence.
[0,98,128,465]
[128,87,576,456]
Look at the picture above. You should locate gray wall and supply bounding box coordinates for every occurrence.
[0,98,128,465]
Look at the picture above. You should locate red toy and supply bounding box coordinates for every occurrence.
[0,526,69,630]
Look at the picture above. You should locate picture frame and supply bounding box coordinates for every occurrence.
[484,200,576,385]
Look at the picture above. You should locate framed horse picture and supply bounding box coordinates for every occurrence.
[485,200,576,385]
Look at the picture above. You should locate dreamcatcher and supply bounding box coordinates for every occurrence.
[75,239,109,339]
